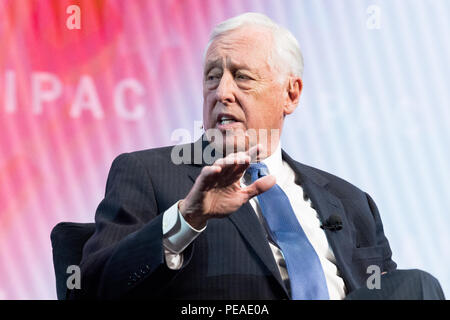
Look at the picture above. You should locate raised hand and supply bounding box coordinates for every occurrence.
[179,144,276,229]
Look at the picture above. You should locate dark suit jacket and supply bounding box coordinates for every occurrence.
[72,138,396,299]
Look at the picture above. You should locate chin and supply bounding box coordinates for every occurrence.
[216,134,247,156]
[225,141,247,155]
[205,127,249,156]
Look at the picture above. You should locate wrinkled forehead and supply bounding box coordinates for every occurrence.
[203,26,275,73]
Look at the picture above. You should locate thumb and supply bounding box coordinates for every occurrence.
[243,175,276,199]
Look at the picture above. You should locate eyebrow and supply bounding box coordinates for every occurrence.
[204,59,222,76]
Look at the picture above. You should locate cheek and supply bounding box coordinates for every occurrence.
[203,93,220,129]
[202,99,211,126]
[252,90,284,125]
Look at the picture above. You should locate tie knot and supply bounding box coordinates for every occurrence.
[247,162,269,181]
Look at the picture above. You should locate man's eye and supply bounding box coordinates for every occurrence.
[236,74,251,80]
[206,74,220,81]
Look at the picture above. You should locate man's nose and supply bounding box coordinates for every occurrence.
[216,72,236,105]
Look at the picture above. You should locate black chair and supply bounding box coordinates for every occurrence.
[50,222,95,300]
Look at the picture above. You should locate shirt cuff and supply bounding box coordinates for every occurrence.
[162,200,206,254]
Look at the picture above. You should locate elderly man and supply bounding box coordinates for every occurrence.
[74,13,444,300]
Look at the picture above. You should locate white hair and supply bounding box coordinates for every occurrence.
[204,12,304,79]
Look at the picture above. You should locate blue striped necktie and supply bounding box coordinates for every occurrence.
[247,162,329,300]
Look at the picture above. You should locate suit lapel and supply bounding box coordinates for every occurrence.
[227,203,289,296]
[282,151,356,291]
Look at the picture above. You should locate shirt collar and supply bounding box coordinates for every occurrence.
[261,142,283,178]
[242,143,283,186]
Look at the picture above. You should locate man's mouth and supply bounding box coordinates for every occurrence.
[219,118,237,125]
[215,113,242,129]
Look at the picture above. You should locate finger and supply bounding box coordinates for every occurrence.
[227,157,251,183]
[247,144,262,163]
[232,157,250,175]
[197,165,222,190]
[213,153,250,182]
[223,152,251,178]
[212,158,235,180]
[232,151,251,165]
[215,152,250,167]
[242,174,276,199]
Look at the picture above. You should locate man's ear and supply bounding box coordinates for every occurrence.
[283,77,302,115]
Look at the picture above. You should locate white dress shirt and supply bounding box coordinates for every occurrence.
[161,144,347,299]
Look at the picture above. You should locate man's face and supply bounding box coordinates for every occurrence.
[202,26,291,157]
